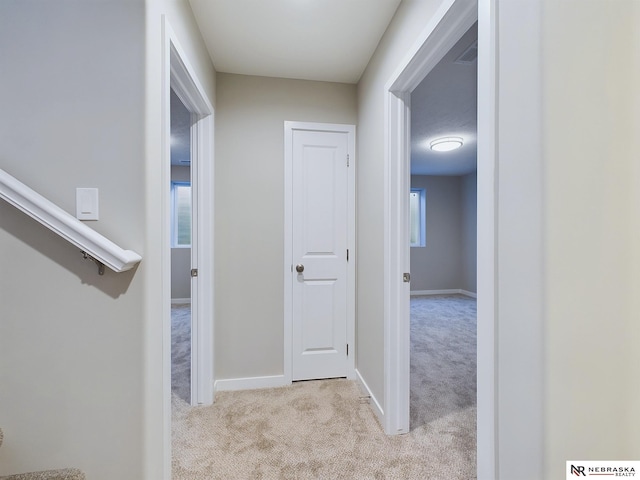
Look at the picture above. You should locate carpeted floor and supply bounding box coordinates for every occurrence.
[410,294,477,430]
[171,304,191,403]
[172,294,476,479]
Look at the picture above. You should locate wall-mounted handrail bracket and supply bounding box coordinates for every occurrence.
[81,251,105,275]
[0,168,142,273]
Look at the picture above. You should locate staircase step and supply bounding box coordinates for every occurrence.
[0,468,85,480]
[0,430,86,480]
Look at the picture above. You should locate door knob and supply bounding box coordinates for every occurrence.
[295,264,304,273]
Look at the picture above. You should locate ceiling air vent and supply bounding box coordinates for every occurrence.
[454,40,478,65]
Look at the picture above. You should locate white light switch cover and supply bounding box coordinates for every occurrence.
[76,188,99,220]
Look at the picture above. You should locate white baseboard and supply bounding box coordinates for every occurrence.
[214,375,288,392]
[355,369,384,426]
[410,289,477,298]
[171,298,191,304]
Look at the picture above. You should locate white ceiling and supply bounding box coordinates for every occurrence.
[182,2,476,176]
[411,23,478,176]
[188,0,402,84]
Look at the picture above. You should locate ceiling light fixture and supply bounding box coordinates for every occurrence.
[430,137,463,152]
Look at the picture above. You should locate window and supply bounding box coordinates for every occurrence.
[410,188,426,247]
[172,181,191,247]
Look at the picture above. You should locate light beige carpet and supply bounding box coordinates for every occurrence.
[172,295,476,479]
[172,382,475,479]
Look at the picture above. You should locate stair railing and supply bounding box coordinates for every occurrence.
[0,168,141,274]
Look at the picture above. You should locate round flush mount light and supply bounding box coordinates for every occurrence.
[430,137,463,152]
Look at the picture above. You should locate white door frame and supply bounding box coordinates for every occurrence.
[382,0,496,478]
[284,121,356,384]
[162,17,215,408]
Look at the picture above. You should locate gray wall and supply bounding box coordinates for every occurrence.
[171,249,191,300]
[461,171,477,292]
[171,166,191,300]
[0,1,145,477]
[410,175,463,291]
[215,73,357,380]
[409,173,476,293]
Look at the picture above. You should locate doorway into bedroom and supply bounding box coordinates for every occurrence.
[408,23,478,454]
[170,87,193,404]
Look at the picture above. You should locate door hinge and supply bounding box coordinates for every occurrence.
[403,272,410,283]
[347,249,349,262]
[347,344,349,356]
[191,268,198,277]
[347,154,350,167]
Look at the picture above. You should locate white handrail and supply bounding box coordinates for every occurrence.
[0,168,142,273]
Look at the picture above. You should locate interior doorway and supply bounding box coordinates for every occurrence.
[164,24,215,409]
[382,0,497,478]
[408,24,478,433]
[170,88,193,403]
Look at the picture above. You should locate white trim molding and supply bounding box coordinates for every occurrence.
[163,17,215,410]
[383,0,478,438]
[355,369,384,426]
[159,17,216,480]
[475,0,497,476]
[215,375,288,392]
[170,298,192,304]
[0,168,142,273]
[410,289,477,298]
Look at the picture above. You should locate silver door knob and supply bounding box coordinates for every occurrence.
[295,264,304,273]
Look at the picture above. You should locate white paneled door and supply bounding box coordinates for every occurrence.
[290,127,352,381]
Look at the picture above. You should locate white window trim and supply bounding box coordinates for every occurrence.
[171,180,191,248]
[410,187,426,247]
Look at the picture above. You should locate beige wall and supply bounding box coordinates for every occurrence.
[214,73,357,380]
[633,0,640,458]
[0,1,145,477]
[356,0,446,421]
[543,0,640,476]
[0,0,214,478]
[3,0,638,477]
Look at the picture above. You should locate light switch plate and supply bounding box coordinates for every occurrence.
[76,188,99,220]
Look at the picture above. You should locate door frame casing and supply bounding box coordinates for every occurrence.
[284,121,356,384]
[162,17,215,409]
[383,0,479,432]
[382,0,496,477]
